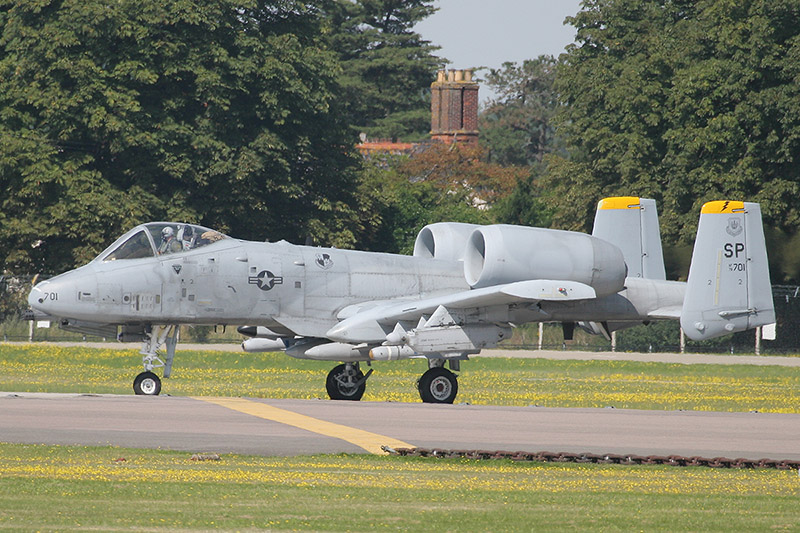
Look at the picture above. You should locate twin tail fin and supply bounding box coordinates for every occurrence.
[680,201,775,340]
[592,196,666,280]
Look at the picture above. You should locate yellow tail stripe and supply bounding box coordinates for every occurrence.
[598,196,641,210]
[701,200,745,214]
[194,397,414,454]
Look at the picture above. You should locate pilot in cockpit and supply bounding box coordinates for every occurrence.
[178,225,196,251]
[158,227,182,255]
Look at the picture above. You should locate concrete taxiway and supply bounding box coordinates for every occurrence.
[2,392,798,460]
[3,344,798,459]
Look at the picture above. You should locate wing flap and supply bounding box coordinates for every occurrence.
[328,280,596,343]
[646,306,682,319]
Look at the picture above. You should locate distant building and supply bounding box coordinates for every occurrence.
[355,138,416,158]
[430,69,479,145]
[356,68,479,157]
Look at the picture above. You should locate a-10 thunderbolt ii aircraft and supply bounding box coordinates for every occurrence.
[27,197,775,403]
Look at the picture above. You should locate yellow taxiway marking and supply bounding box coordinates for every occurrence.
[195,397,414,454]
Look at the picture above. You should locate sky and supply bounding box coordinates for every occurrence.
[414,0,583,102]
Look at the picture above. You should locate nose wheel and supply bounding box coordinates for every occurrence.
[133,371,162,395]
[133,325,177,396]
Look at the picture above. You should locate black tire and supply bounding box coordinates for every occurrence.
[133,371,162,396]
[325,364,366,401]
[417,367,458,404]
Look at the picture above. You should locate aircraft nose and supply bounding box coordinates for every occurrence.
[27,268,96,318]
[28,279,58,314]
[28,281,47,309]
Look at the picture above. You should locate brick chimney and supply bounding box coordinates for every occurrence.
[430,69,479,144]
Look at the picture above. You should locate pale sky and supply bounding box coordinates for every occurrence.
[414,0,584,102]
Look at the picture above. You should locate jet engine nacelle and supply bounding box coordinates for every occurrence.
[463,225,627,296]
[413,222,482,262]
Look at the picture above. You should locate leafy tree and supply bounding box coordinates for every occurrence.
[545,0,800,249]
[324,0,442,141]
[0,0,361,274]
[491,172,552,229]
[477,57,559,231]
[615,320,682,352]
[764,229,800,283]
[0,274,31,323]
[480,56,560,167]
[355,142,531,254]
[374,174,493,255]
[396,142,521,206]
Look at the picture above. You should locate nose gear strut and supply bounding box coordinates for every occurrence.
[134,325,178,395]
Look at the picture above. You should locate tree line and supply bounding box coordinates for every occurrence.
[544,0,800,285]
[0,0,439,274]
[1,0,799,286]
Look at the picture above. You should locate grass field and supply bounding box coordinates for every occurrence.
[2,343,799,531]
[1,343,798,412]
[0,443,798,532]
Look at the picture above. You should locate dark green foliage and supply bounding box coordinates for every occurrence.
[323,0,442,141]
[546,0,800,246]
[769,289,800,352]
[491,172,552,228]
[356,159,493,255]
[379,178,492,255]
[0,0,361,273]
[764,228,800,283]
[614,321,681,352]
[480,56,561,167]
[477,57,559,231]
[0,274,31,323]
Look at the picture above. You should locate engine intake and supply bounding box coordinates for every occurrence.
[413,222,482,262]
[463,225,626,296]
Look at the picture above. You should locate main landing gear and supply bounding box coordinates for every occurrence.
[324,358,460,404]
[133,325,178,396]
[417,359,459,404]
[417,366,458,404]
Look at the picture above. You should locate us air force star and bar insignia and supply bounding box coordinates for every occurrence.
[249,270,283,291]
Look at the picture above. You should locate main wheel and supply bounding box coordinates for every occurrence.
[417,367,458,404]
[133,371,162,396]
[326,364,366,401]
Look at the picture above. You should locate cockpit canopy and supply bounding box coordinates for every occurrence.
[97,223,228,262]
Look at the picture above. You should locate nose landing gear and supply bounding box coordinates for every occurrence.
[133,325,178,395]
[133,371,161,395]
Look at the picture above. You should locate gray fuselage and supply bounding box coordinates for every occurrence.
[30,236,686,339]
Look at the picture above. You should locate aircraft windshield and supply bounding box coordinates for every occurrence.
[104,230,152,261]
[101,223,228,262]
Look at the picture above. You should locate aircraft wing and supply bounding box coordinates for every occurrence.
[646,307,682,319]
[326,279,597,344]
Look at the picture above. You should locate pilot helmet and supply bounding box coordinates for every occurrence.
[161,227,174,239]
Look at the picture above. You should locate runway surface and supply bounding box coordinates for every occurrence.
[2,392,799,460]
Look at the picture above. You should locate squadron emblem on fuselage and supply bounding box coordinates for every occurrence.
[315,253,334,269]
